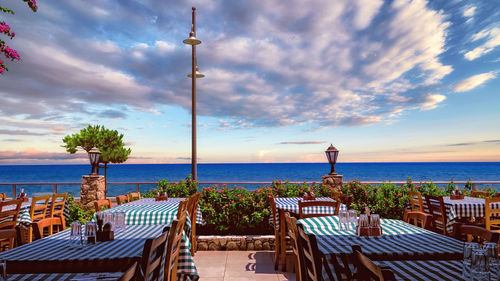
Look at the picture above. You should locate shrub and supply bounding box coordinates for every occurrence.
[142,176,198,198]
[66,194,95,225]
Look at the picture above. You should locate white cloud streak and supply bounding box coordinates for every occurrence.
[453,72,496,92]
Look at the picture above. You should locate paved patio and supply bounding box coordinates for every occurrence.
[194,251,296,281]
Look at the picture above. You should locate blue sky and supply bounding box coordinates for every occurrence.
[0,0,499,164]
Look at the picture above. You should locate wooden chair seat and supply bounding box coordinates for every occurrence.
[298,200,341,219]
[94,199,112,212]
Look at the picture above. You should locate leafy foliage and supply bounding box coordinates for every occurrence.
[62,125,131,164]
[66,194,95,225]
[142,176,199,198]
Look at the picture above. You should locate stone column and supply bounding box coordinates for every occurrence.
[322,174,343,192]
[81,175,106,211]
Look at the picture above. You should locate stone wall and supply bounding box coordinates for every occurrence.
[322,174,343,192]
[196,235,275,251]
[80,175,106,210]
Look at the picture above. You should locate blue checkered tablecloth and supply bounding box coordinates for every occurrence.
[298,216,464,261]
[0,199,69,226]
[275,197,346,215]
[7,272,123,280]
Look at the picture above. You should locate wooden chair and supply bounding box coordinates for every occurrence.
[28,195,51,242]
[128,192,141,202]
[403,211,432,230]
[298,200,341,219]
[485,197,500,232]
[48,192,67,235]
[408,191,424,212]
[297,224,331,281]
[351,245,396,281]
[0,199,22,251]
[0,193,6,201]
[453,223,499,244]
[187,192,201,256]
[177,199,188,219]
[118,262,138,281]
[116,195,129,205]
[424,195,449,235]
[331,190,343,201]
[94,199,113,212]
[269,195,294,271]
[284,212,301,281]
[138,230,168,281]
[32,217,66,239]
[471,190,489,198]
[164,212,188,281]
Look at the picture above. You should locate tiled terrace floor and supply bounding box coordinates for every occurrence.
[194,251,297,281]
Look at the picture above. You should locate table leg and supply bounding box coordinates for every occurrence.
[279,209,287,271]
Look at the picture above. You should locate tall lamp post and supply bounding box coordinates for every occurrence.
[183,7,204,181]
[88,147,101,175]
[322,144,343,192]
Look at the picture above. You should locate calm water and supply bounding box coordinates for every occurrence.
[0,162,498,196]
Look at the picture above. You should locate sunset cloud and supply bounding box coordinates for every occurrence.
[279,141,326,145]
[453,72,496,92]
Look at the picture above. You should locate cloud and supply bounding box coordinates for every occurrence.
[98,110,127,119]
[0,129,45,136]
[464,27,500,60]
[453,72,496,92]
[446,139,500,146]
[279,141,325,145]
[463,6,476,18]
[2,139,24,142]
[0,149,87,160]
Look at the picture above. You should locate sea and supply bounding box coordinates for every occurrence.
[0,162,498,197]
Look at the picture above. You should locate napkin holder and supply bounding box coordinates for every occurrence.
[97,222,114,242]
[155,196,169,201]
[450,194,464,200]
[356,225,383,236]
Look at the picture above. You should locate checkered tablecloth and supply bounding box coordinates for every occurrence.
[275,197,346,215]
[1,199,69,226]
[373,259,498,281]
[298,216,464,261]
[0,225,198,281]
[111,198,204,225]
[7,272,123,280]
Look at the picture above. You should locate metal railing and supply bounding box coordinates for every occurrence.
[0,180,499,198]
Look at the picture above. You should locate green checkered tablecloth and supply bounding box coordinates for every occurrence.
[298,216,464,261]
[94,198,199,280]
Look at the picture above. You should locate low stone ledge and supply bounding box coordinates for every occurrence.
[196,235,275,251]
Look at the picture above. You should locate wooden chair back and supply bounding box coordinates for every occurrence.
[404,211,432,230]
[128,192,141,202]
[352,245,396,281]
[118,262,138,281]
[341,195,352,209]
[49,192,67,217]
[164,212,188,281]
[0,193,6,201]
[485,197,500,231]
[138,231,168,281]
[297,224,322,281]
[453,223,499,244]
[116,195,129,205]
[408,191,423,212]
[298,200,340,219]
[268,194,281,270]
[331,190,342,201]
[30,195,51,222]
[32,217,66,240]
[268,195,278,230]
[0,199,22,229]
[0,229,17,251]
[424,194,448,235]
[187,192,201,256]
[176,200,188,219]
[94,199,112,212]
[284,212,301,281]
[471,190,489,198]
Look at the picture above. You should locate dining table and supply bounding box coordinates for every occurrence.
[7,272,123,281]
[274,197,346,271]
[0,224,199,281]
[298,215,464,279]
[0,198,70,226]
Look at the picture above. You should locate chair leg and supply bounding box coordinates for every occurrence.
[28,226,32,243]
[280,230,286,271]
[274,233,280,270]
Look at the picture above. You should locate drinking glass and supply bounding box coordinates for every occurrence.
[483,242,499,279]
[103,212,114,231]
[70,222,82,248]
[470,248,489,281]
[339,210,348,230]
[84,222,97,245]
[358,214,369,227]
[370,214,381,227]
[463,242,479,278]
[348,210,357,229]
[114,211,126,232]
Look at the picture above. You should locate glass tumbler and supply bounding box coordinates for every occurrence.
[483,242,499,279]
[70,222,82,248]
[103,212,114,231]
[85,222,97,245]
[339,210,348,230]
[349,210,357,229]
[470,248,489,281]
[463,242,479,278]
[114,211,125,232]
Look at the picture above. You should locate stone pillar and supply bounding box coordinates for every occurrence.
[322,174,343,192]
[81,175,106,211]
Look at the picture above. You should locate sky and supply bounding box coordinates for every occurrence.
[0,0,499,165]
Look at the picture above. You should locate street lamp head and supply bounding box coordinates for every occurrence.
[188,66,205,78]
[88,147,101,175]
[183,30,201,45]
[325,144,339,175]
